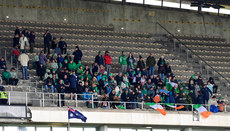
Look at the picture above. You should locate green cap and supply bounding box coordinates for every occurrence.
[52,68,56,72]
[98,51,101,54]
[219,97,222,100]
[109,73,113,76]
[59,63,62,66]
[122,51,124,54]
[191,75,195,79]
[67,52,70,55]
[64,59,68,62]
[46,69,50,72]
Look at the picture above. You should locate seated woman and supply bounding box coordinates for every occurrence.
[9,68,19,85]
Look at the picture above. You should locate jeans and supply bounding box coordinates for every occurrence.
[159,73,164,81]
[148,66,154,76]
[9,78,19,85]
[55,47,60,54]
[45,85,55,93]
[105,64,111,75]
[30,42,34,53]
[22,66,28,80]
[121,65,127,74]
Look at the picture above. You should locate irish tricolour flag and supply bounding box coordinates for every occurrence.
[193,104,212,118]
[146,103,166,116]
[164,103,184,110]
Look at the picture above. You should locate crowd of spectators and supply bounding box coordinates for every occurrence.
[0,27,225,111]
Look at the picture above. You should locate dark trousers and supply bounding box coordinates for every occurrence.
[0,99,7,105]
[9,78,19,85]
[44,42,50,54]
[30,42,35,53]
[3,78,9,85]
[61,48,67,54]
[213,85,218,93]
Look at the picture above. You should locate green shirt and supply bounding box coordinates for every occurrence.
[119,55,127,65]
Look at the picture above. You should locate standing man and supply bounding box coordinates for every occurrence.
[29,31,35,53]
[119,51,127,74]
[95,51,104,66]
[146,53,156,76]
[43,30,52,54]
[73,46,83,64]
[104,51,112,75]
[18,51,29,80]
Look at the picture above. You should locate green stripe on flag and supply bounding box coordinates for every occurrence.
[145,103,157,106]
[193,104,202,109]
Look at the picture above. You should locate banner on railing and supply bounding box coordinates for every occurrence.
[0,105,27,118]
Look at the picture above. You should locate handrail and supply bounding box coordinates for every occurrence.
[156,22,230,84]
[2,91,228,112]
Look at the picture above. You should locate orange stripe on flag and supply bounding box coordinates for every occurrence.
[156,108,166,116]
[175,105,184,110]
[200,111,212,118]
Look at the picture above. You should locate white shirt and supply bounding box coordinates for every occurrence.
[19,37,29,50]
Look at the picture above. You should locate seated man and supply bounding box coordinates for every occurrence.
[9,68,19,85]
[44,77,55,93]
[2,69,11,85]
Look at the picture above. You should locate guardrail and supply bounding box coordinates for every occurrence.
[0,91,227,112]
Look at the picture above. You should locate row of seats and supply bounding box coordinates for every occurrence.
[0,24,151,37]
[172,34,225,41]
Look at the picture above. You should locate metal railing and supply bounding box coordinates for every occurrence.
[0,91,228,112]
[156,22,230,85]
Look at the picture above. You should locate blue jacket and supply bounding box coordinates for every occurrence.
[69,75,77,89]
[201,87,212,101]
[58,41,67,49]
[0,60,6,69]
[95,55,104,65]
[82,92,92,100]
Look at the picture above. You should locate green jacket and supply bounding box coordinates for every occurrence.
[2,71,11,80]
[68,62,77,71]
[119,55,127,65]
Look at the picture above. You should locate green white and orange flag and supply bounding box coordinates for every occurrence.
[193,104,212,118]
[145,103,166,116]
[164,103,184,110]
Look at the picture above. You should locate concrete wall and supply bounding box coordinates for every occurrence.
[29,107,230,128]
[0,0,229,40]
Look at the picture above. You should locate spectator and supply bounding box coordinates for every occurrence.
[73,46,83,64]
[209,96,219,113]
[44,77,55,93]
[19,34,29,52]
[58,37,67,54]
[13,34,20,47]
[22,29,30,38]
[208,77,218,94]
[207,81,213,95]
[45,59,51,70]
[37,63,46,80]
[157,56,166,81]
[201,84,212,104]
[9,68,18,85]
[44,69,52,80]
[12,45,20,64]
[43,30,52,54]
[196,91,204,104]
[68,59,77,71]
[39,51,47,67]
[51,59,59,70]
[104,51,112,75]
[90,62,99,75]
[146,53,156,76]
[165,63,173,77]
[136,55,145,70]
[196,76,204,87]
[57,53,64,65]
[119,51,128,74]
[217,97,226,112]
[0,75,3,90]
[95,51,104,66]
[51,37,60,54]
[63,74,70,93]
[29,31,35,53]
[69,71,77,100]
[64,52,72,62]
[82,88,92,107]
[18,51,29,80]
[127,52,135,70]
[14,26,21,36]
[0,57,6,70]
[56,79,65,107]
[2,69,10,85]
